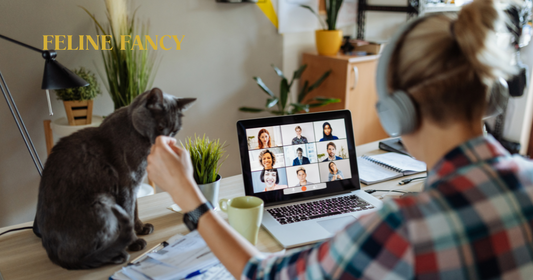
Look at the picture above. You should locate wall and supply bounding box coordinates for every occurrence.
[0,0,282,227]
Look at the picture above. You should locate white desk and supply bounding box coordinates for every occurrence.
[0,140,425,279]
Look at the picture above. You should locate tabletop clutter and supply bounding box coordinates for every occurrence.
[110,231,233,280]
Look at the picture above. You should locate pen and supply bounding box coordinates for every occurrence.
[127,241,169,265]
[184,268,208,279]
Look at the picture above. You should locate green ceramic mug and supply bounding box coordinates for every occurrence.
[219,196,264,245]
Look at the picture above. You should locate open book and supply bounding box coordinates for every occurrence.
[357,152,427,185]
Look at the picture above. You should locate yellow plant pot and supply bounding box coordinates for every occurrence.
[315,30,343,56]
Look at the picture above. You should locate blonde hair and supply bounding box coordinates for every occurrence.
[389,0,516,126]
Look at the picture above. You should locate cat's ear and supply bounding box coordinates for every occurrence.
[146,88,164,110]
[177,98,196,111]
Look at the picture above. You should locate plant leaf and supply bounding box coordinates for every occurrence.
[290,103,310,113]
[271,64,286,80]
[300,4,327,30]
[266,98,279,108]
[253,77,274,97]
[279,79,290,112]
[306,97,341,107]
[289,64,307,88]
[239,107,265,113]
[308,70,331,92]
[298,80,309,103]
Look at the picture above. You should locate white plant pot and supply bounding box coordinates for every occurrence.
[198,175,221,209]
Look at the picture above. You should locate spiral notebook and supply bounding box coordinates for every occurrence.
[357,152,427,185]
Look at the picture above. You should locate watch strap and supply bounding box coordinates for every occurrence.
[183,201,213,231]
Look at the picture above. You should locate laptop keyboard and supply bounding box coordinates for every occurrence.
[267,195,374,225]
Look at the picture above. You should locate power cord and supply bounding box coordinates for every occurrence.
[0,226,33,237]
[398,176,427,185]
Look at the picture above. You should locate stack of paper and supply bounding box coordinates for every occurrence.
[110,231,233,280]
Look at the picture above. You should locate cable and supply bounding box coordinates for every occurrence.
[398,176,427,185]
[0,226,33,237]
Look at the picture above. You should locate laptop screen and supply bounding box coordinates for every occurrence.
[237,110,361,206]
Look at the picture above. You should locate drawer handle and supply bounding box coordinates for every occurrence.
[351,66,359,90]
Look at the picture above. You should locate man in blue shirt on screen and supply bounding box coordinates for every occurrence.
[322,142,342,162]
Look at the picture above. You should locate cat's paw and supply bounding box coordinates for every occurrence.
[128,238,147,251]
[136,223,154,235]
[110,251,130,264]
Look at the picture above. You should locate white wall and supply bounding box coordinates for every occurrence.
[0,0,282,227]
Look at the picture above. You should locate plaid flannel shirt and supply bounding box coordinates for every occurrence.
[242,135,533,279]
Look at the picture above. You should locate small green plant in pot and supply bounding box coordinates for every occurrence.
[182,134,227,208]
[55,67,101,126]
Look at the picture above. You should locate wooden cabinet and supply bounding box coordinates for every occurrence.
[299,53,388,145]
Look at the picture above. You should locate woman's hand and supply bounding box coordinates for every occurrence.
[147,136,206,212]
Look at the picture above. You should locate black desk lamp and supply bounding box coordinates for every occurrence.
[0,34,88,237]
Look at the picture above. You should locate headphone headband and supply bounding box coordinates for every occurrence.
[375,15,509,137]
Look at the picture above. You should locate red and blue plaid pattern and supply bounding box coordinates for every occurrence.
[243,135,533,279]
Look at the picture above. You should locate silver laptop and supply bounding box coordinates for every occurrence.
[236,110,382,248]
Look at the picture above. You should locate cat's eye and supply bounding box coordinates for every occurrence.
[157,125,165,132]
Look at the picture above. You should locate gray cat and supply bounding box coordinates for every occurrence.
[36,88,195,269]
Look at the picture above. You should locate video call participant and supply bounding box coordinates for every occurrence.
[147,2,533,278]
[319,122,338,141]
[260,169,288,192]
[256,129,272,149]
[258,149,275,170]
[292,147,310,166]
[328,162,343,181]
[291,126,308,144]
[293,167,314,187]
[322,142,342,162]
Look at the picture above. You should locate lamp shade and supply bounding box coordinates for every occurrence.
[41,58,89,90]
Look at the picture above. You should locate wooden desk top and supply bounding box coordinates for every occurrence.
[0,140,425,280]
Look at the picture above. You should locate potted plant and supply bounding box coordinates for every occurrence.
[239,64,340,115]
[301,0,344,55]
[182,135,227,208]
[55,67,101,126]
[82,0,158,110]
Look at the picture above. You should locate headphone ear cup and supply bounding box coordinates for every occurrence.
[376,90,418,136]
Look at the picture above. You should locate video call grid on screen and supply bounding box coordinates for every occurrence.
[246,119,352,194]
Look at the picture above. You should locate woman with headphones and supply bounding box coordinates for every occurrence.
[147,0,533,278]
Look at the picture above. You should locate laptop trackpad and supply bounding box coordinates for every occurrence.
[317,216,356,234]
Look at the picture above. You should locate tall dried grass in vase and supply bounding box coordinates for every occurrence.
[82,0,158,110]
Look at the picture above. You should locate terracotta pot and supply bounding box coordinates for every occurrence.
[315,29,343,56]
[63,100,93,126]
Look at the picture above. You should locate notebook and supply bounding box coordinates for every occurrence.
[236,110,383,248]
[357,152,427,185]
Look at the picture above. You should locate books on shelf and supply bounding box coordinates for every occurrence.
[357,152,427,185]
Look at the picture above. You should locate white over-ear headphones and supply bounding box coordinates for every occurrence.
[375,16,510,137]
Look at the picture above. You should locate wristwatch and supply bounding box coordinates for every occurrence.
[183,201,213,231]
